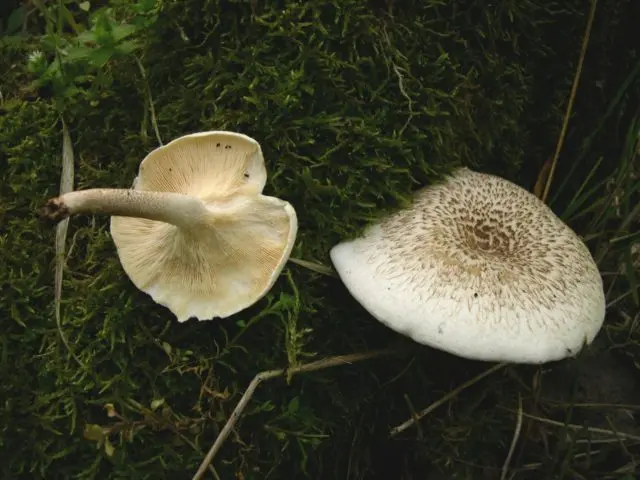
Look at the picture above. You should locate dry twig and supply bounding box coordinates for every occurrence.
[390,362,507,436]
[540,0,599,203]
[500,393,523,480]
[499,407,640,442]
[192,348,402,480]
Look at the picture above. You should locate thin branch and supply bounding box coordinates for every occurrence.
[288,257,337,277]
[541,0,599,203]
[192,348,402,480]
[390,362,507,436]
[543,401,640,411]
[403,394,424,440]
[135,56,163,146]
[499,407,640,442]
[500,392,523,480]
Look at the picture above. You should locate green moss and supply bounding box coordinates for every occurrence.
[3,0,633,479]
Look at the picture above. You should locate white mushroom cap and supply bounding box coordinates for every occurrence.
[330,168,606,364]
[110,131,297,322]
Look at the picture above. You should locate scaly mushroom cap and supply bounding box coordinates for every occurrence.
[330,168,606,364]
[110,131,297,322]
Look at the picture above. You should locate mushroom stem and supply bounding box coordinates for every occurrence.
[41,189,211,230]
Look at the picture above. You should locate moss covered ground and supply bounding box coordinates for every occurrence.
[1,1,638,478]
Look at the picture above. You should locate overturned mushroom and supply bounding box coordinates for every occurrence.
[330,168,605,364]
[42,131,298,322]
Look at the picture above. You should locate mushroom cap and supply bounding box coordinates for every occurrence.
[110,131,297,322]
[330,168,606,364]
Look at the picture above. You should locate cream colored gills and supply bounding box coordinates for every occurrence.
[41,131,298,323]
[134,131,268,199]
[330,168,606,364]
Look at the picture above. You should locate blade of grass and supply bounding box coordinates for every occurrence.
[541,0,598,204]
[135,55,163,146]
[561,156,605,221]
[534,159,552,199]
[589,169,636,238]
[592,119,640,264]
[576,59,640,160]
[55,118,84,369]
[550,60,640,207]
[289,257,337,277]
[609,230,640,245]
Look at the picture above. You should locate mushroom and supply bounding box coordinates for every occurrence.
[41,131,298,322]
[330,168,606,364]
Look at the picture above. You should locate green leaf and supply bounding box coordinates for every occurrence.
[87,46,115,68]
[104,437,115,457]
[5,6,26,35]
[115,40,140,56]
[83,424,104,442]
[135,0,158,13]
[65,45,94,62]
[111,24,137,43]
[288,397,300,414]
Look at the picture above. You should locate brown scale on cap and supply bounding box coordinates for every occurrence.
[331,167,606,364]
[364,168,600,314]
